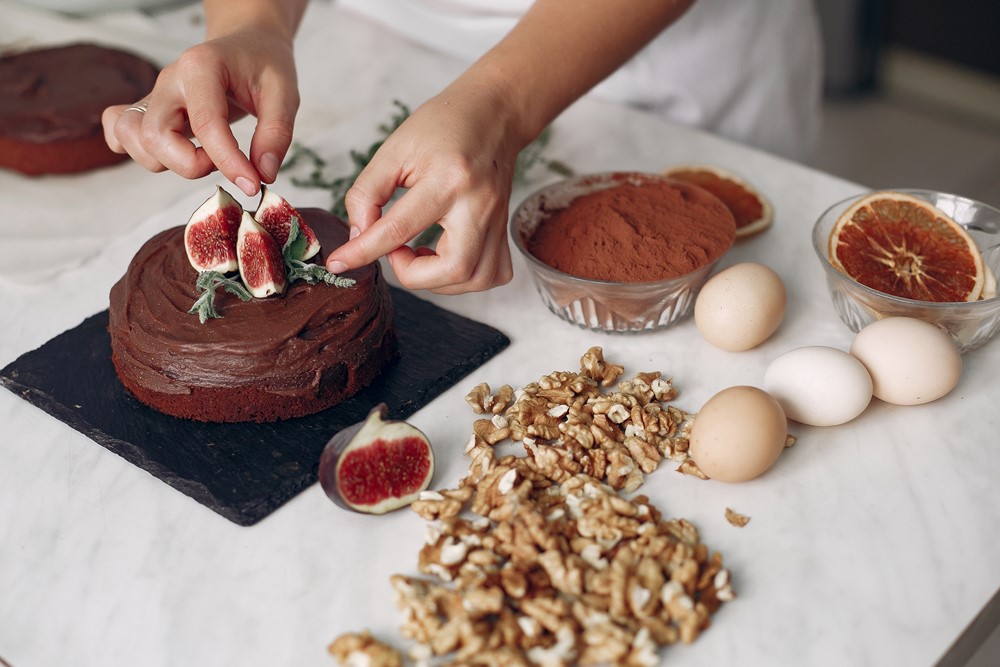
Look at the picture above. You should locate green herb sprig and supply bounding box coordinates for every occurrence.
[282,217,356,288]
[187,270,252,323]
[512,126,575,187]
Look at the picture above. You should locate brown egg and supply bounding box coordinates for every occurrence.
[689,386,788,482]
[694,262,787,351]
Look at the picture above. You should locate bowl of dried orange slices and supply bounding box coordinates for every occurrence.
[813,189,1000,352]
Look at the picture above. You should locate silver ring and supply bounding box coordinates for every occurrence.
[124,101,148,114]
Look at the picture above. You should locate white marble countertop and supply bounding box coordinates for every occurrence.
[1,2,998,666]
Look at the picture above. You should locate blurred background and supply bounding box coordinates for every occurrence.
[810,0,1000,209]
[10,0,998,209]
[815,5,1000,665]
[818,6,999,666]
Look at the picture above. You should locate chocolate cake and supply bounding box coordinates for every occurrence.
[0,43,158,175]
[108,208,397,423]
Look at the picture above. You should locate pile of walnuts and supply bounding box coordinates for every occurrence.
[330,348,732,667]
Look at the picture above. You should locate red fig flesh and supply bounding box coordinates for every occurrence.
[254,185,321,261]
[318,404,435,515]
[184,186,242,273]
[236,211,287,298]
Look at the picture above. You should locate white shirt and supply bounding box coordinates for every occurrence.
[338,0,823,160]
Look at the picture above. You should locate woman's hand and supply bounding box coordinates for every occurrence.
[324,0,692,294]
[326,83,522,294]
[102,2,305,196]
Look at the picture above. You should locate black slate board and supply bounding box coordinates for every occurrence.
[0,288,509,526]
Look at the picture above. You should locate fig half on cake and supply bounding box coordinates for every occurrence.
[318,404,435,514]
[254,185,321,261]
[236,211,287,298]
[184,186,242,273]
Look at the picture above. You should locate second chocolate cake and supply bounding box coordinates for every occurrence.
[0,43,158,175]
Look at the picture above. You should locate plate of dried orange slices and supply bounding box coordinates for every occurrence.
[662,164,773,239]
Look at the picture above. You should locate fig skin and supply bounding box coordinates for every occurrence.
[318,403,435,515]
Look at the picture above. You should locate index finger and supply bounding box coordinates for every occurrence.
[184,74,258,196]
[327,182,450,271]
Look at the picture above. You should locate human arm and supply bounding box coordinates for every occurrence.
[101,0,309,196]
[326,0,695,293]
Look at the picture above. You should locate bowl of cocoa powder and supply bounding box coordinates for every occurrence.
[511,172,736,332]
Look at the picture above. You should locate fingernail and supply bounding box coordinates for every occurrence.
[235,176,257,197]
[260,153,279,182]
[327,260,349,274]
[349,226,360,240]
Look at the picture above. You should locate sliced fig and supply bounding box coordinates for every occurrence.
[318,404,435,515]
[253,185,321,261]
[184,186,243,273]
[236,211,287,298]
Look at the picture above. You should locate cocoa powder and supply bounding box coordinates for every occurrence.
[526,178,736,283]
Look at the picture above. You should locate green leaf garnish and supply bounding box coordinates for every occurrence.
[282,217,356,288]
[286,259,356,287]
[188,270,252,324]
[281,216,310,262]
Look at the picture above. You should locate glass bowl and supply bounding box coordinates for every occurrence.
[510,172,732,333]
[812,189,1000,353]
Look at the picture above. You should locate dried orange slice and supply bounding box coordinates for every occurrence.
[662,165,773,239]
[980,265,997,300]
[829,191,984,302]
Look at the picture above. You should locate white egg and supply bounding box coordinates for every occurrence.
[849,317,962,406]
[763,346,873,426]
[694,262,786,352]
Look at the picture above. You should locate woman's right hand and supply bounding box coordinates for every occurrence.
[102,22,300,197]
[326,83,522,294]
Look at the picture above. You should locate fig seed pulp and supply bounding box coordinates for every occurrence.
[337,437,433,505]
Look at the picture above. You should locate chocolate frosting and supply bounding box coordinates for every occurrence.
[0,43,158,143]
[109,209,393,399]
